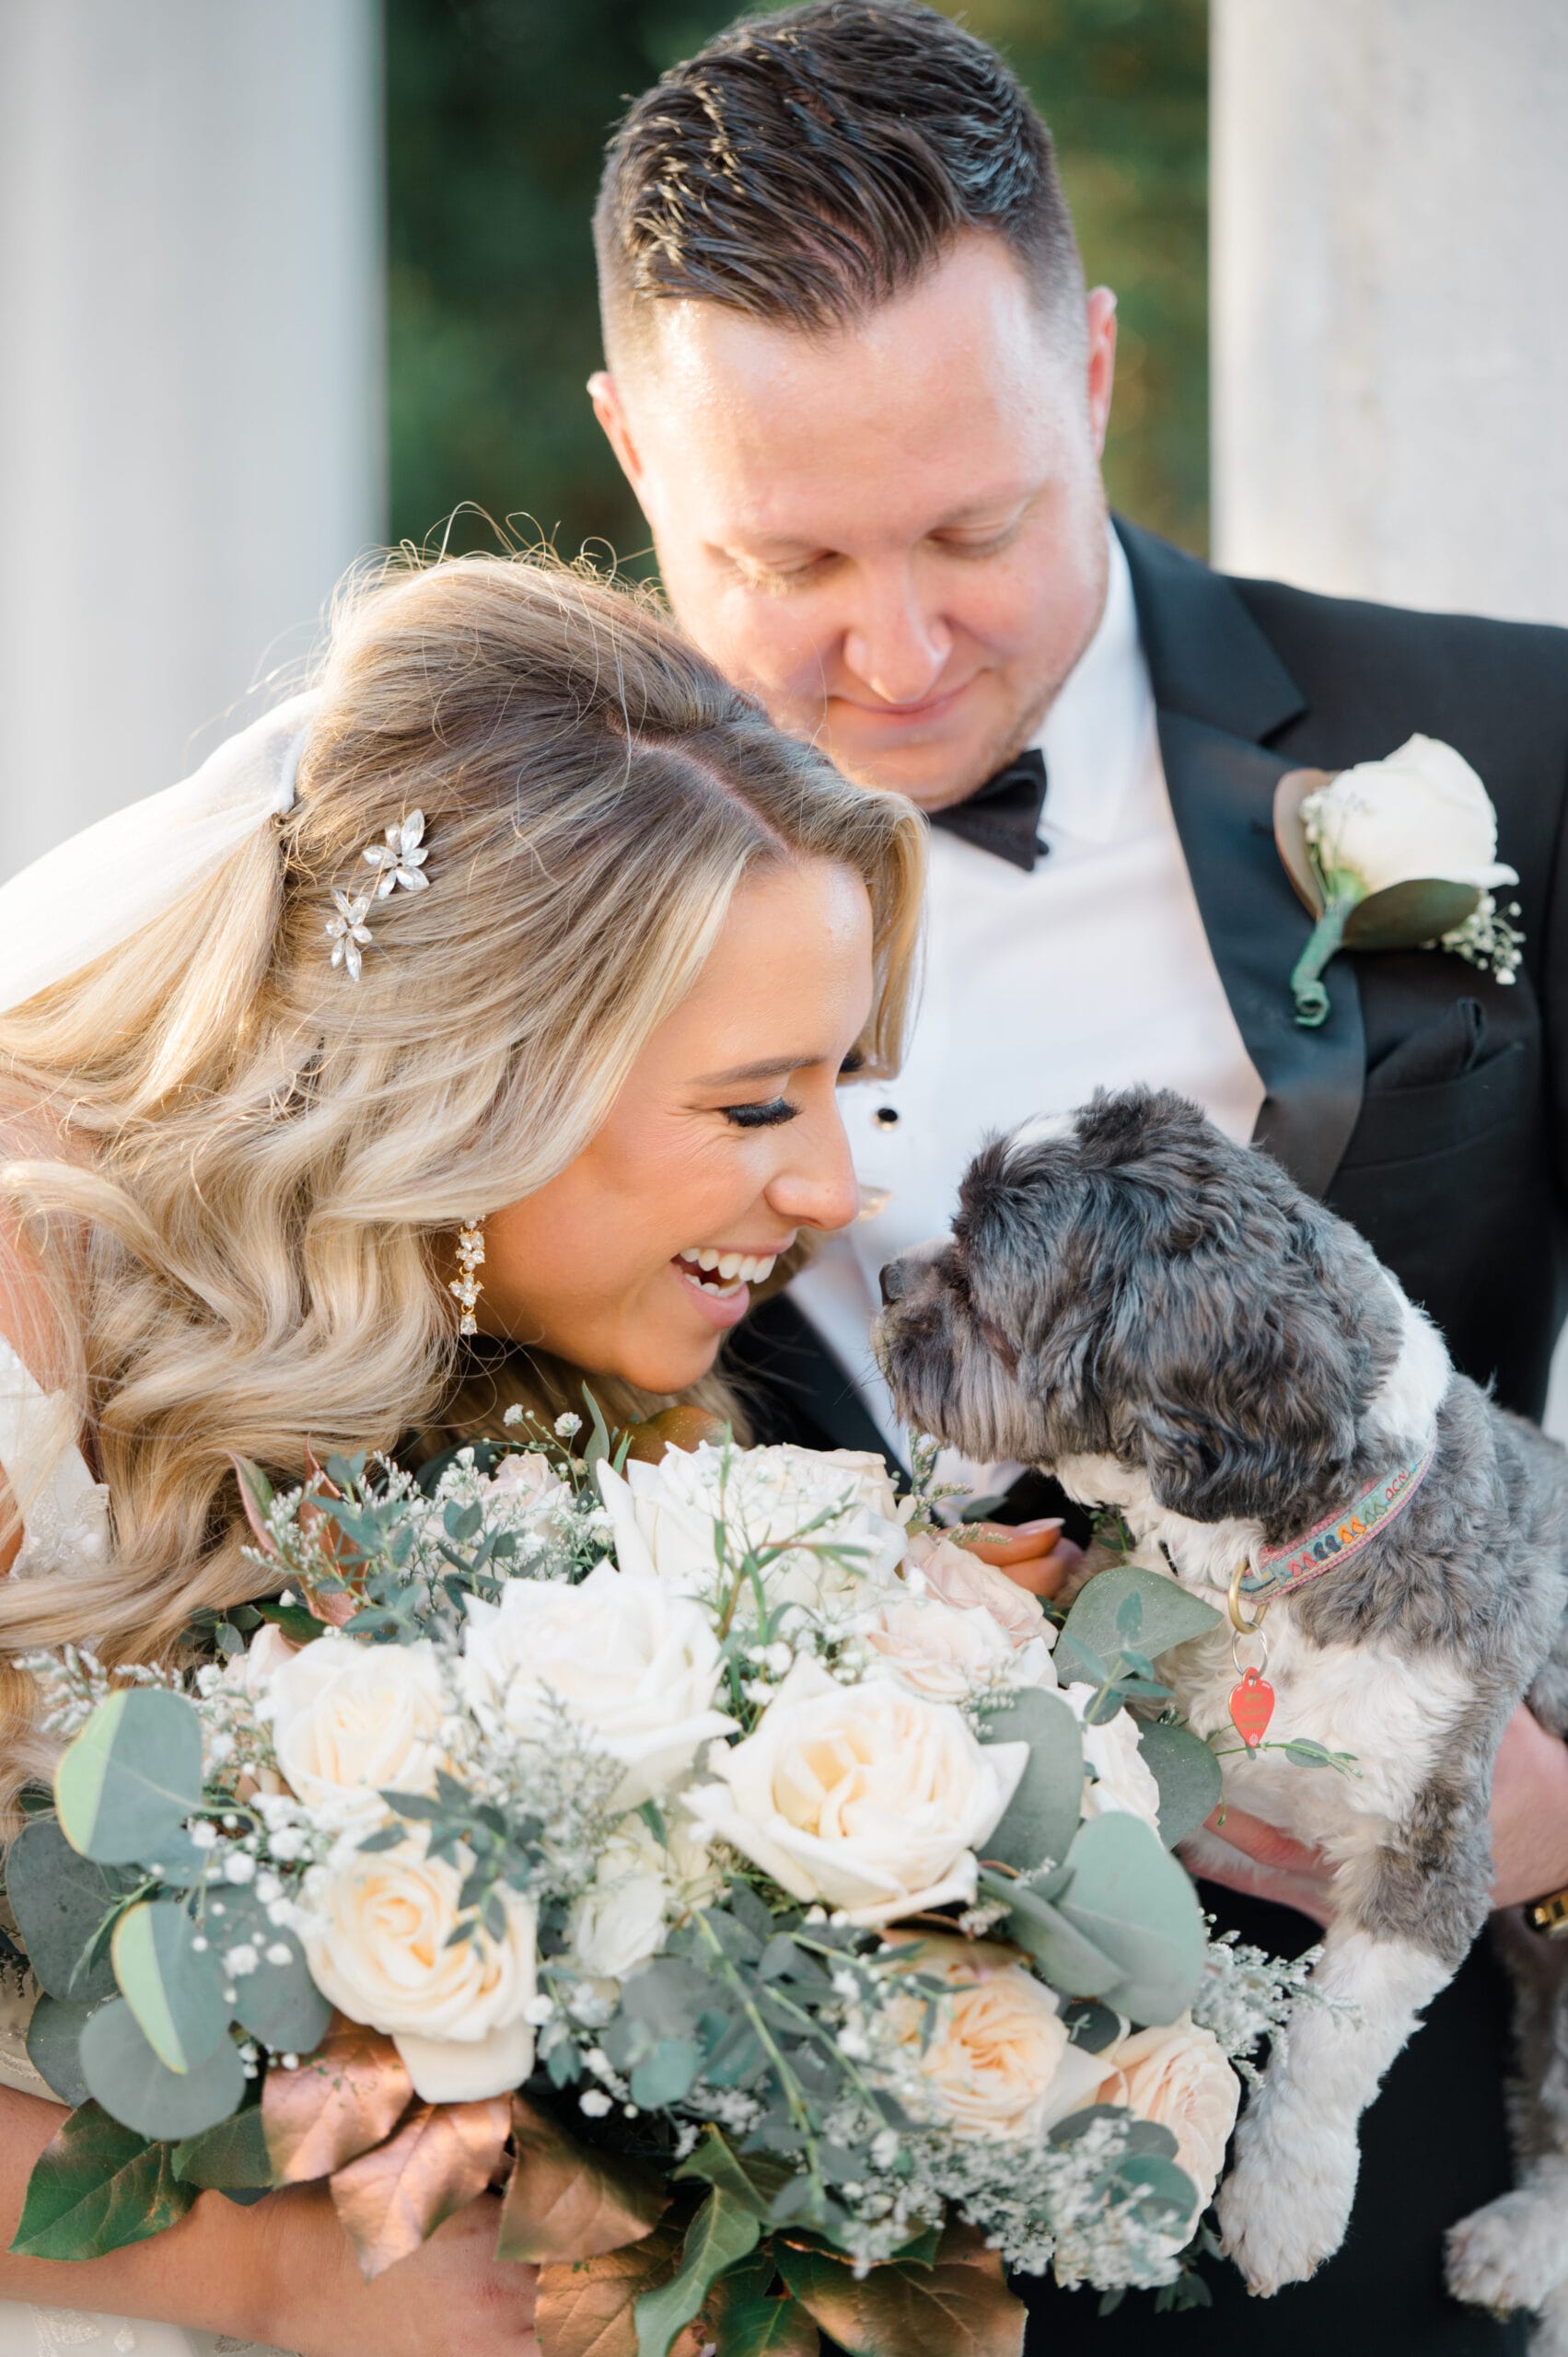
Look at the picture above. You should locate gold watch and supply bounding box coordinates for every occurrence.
[1524,1886,1568,1938]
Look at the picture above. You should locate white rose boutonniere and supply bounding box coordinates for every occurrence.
[1275,734,1523,1028]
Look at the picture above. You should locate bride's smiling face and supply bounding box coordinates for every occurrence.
[478,858,872,1393]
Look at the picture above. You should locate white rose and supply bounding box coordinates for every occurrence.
[906,1530,1056,1656]
[598,1443,906,1623]
[859,1592,1052,1705]
[1063,1687,1163,1835]
[261,1633,450,1820]
[681,1656,1028,1927]
[1096,2014,1239,2223]
[486,1449,571,1513]
[1303,735,1516,898]
[459,1562,735,1807]
[222,1620,300,1701]
[303,1836,538,2102]
[570,1814,720,1984]
[879,1935,1107,2141]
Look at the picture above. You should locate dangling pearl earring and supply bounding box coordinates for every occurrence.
[448,1218,485,1336]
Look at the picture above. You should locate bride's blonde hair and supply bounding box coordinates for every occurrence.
[0,552,924,1737]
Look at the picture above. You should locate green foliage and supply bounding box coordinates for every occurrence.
[978,1688,1084,1873]
[79,2000,246,2142]
[386,0,1208,563]
[633,2188,761,2357]
[1053,1812,1207,2025]
[10,2104,196,2261]
[54,1689,205,1867]
[172,2103,275,2195]
[26,1995,95,2108]
[5,1815,138,2002]
[1060,1564,1221,1669]
[1135,1716,1224,1847]
[110,1900,229,2074]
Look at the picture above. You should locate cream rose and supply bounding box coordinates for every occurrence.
[459,1562,735,1807]
[681,1657,1028,1926]
[880,1935,1107,2141]
[1063,1686,1163,1835]
[485,1448,572,1517]
[1303,735,1516,897]
[859,1591,1052,1705]
[1096,2014,1239,2222]
[598,1443,906,1623]
[570,1815,720,1984]
[261,1632,449,1820]
[906,1530,1056,1655]
[303,1837,538,2102]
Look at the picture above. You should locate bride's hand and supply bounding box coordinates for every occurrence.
[250,2182,539,2357]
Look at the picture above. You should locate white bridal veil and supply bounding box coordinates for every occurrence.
[0,694,316,1017]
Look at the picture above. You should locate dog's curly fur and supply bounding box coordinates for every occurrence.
[876,1087,1568,2329]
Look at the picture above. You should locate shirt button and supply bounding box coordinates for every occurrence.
[872,1106,900,1130]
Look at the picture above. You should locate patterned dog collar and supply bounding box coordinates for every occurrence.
[1232,1437,1437,1620]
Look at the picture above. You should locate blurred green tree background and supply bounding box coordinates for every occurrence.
[387,0,1208,567]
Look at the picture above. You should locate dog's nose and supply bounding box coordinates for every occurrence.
[879,1259,907,1306]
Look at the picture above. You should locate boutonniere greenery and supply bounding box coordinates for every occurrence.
[1275,734,1524,1028]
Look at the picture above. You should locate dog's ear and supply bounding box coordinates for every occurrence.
[1109,1202,1384,1531]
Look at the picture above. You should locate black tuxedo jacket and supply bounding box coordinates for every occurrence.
[733,522,1568,2350]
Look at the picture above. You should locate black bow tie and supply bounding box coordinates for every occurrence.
[927,746,1048,871]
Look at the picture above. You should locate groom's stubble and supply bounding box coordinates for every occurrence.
[591,230,1118,814]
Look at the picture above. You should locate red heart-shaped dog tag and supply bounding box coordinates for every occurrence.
[1228,1666,1275,1749]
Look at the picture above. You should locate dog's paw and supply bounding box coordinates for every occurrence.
[1446,2190,1568,2315]
[1218,2118,1359,2295]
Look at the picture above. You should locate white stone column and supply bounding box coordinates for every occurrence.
[1211,0,1568,626]
[0,0,384,878]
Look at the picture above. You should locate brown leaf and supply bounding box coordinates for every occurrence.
[297,1451,366,1623]
[262,2015,414,2184]
[329,2096,511,2280]
[777,2240,1026,2357]
[535,2228,701,2357]
[622,1407,729,1464]
[497,2095,670,2265]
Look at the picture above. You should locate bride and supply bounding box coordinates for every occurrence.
[0,552,926,2355]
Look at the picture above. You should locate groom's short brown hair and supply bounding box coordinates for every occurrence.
[594,0,1083,365]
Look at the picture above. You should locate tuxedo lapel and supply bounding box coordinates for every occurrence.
[1118,520,1366,1198]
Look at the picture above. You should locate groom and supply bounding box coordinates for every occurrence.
[587,5,1568,2346]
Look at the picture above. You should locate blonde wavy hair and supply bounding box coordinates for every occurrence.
[0,552,925,1781]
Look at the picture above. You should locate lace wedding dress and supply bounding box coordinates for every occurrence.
[0,1341,290,2357]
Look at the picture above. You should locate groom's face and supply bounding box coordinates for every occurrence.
[592,233,1117,811]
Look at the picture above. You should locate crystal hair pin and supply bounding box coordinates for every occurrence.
[325,811,430,981]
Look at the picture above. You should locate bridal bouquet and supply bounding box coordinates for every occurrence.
[6,1414,1316,2352]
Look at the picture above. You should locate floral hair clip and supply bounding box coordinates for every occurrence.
[325,812,430,981]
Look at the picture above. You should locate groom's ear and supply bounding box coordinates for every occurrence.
[587,371,645,493]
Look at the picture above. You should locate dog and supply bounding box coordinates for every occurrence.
[874,1086,1568,2331]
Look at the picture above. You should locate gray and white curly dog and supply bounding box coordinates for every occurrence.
[875,1086,1568,2339]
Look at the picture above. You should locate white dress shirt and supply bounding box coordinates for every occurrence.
[790,528,1266,1493]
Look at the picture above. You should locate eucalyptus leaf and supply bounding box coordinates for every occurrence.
[629,2036,703,2110]
[54,1689,204,1867]
[111,1900,230,2073]
[1061,1566,1220,1667]
[984,1876,1121,2000]
[5,1815,138,2002]
[633,2189,761,2357]
[1134,1719,1224,1848]
[26,1994,94,2107]
[211,1895,333,2053]
[10,2103,195,2260]
[978,1689,1083,1874]
[80,1998,245,2141]
[1056,1812,1207,2026]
